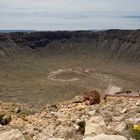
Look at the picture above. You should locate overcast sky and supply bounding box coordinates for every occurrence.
[0,0,140,30]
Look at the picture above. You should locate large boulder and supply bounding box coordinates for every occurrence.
[0,129,25,140]
[83,134,128,140]
[104,85,122,96]
[83,90,100,105]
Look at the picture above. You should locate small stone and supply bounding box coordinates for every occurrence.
[72,96,83,103]
[53,126,75,139]
[83,137,95,140]
[48,138,64,140]
[127,118,140,125]
[23,124,38,137]
[86,110,96,117]
[33,132,48,140]
[14,107,21,113]
[115,122,126,133]
[121,108,127,114]
[0,114,5,121]
[76,104,86,111]
[75,119,86,135]
[50,111,63,118]
[1,114,11,125]
[74,124,80,130]
[54,120,61,127]
[112,116,124,122]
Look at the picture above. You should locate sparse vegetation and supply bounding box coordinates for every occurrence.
[130,127,140,140]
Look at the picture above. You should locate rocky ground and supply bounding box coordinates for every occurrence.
[0,93,140,140]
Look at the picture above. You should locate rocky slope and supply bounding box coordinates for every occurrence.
[0,30,140,62]
[0,92,140,140]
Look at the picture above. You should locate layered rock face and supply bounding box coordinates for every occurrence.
[0,30,140,62]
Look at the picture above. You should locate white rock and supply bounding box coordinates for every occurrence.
[85,116,106,136]
[48,138,64,140]
[73,124,80,130]
[121,108,127,114]
[75,104,87,111]
[86,110,96,116]
[112,116,124,122]
[23,124,38,136]
[33,132,48,140]
[129,138,136,140]
[115,122,126,133]
[136,102,140,106]
[72,95,83,103]
[53,126,75,138]
[104,85,122,96]
[83,137,95,140]
[83,134,128,140]
[50,111,63,118]
[0,129,25,140]
[127,117,140,124]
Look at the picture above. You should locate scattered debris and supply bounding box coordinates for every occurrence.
[115,90,140,97]
[0,87,140,140]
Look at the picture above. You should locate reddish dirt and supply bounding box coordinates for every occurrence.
[83,90,100,105]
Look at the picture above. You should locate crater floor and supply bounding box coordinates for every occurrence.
[0,55,139,108]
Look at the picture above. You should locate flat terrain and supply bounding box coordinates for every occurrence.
[0,55,139,108]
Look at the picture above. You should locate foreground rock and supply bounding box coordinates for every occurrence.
[48,138,65,140]
[83,134,128,140]
[85,116,106,136]
[0,90,140,140]
[0,129,25,140]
